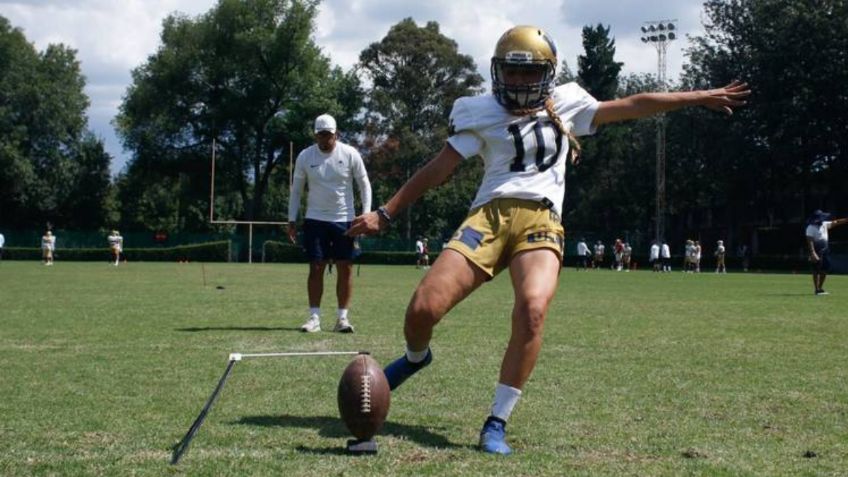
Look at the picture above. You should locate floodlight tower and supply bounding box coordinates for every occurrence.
[641,20,677,246]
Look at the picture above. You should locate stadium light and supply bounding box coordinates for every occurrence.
[641,19,678,246]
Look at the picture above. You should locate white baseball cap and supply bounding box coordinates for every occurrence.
[314,114,336,134]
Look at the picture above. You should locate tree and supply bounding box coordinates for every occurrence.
[556,59,576,85]
[565,24,640,236]
[576,24,623,101]
[683,0,848,251]
[358,18,484,241]
[0,15,112,230]
[115,0,362,232]
[63,134,115,229]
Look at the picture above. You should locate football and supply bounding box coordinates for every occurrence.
[337,353,390,441]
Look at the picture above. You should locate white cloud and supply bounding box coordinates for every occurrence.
[1,0,706,173]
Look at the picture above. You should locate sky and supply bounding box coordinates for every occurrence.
[1,0,707,174]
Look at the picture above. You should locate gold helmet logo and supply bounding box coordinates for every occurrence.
[491,26,558,111]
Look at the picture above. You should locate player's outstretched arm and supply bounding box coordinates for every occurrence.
[593,80,751,126]
[347,144,462,236]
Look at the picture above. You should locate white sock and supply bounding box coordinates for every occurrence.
[490,383,522,422]
[337,308,348,320]
[405,346,430,364]
[309,307,320,319]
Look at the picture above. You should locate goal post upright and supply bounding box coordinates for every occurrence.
[208,139,290,263]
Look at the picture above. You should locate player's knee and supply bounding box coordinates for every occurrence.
[513,299,547,337]
[405,289,443,328]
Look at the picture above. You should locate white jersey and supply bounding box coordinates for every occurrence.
[447,83,599,216]
[415,240,424,254]
[661,244,671,259]
[576,241,588,256]
[715,245,726,257]
[108,234,123,251]
[288,142,372,223]
[41,235,55,250]
[0,233,4,248]
[650,244,660,260]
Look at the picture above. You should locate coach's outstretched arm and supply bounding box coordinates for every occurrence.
[347,144,462,236]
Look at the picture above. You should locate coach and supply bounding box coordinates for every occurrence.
[287,114,372,332]
[805,209,848,296]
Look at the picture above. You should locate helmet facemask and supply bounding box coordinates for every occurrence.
[491,58,555,112]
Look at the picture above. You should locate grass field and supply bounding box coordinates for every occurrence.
[0,260,846,476]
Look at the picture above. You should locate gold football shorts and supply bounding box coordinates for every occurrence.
[446,198,564,278]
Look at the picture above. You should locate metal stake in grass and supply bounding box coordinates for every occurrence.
[170,350,362,465]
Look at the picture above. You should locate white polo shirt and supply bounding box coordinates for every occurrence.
[288,142,372,223]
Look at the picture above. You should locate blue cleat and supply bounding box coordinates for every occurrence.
[382,349,432,390]
[479,416,512,455]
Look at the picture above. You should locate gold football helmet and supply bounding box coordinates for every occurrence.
[491,25,558,111]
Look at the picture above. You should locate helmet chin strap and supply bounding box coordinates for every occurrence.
[504,87,548,115]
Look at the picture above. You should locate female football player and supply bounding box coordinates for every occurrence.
[347,25,750,454]
[41,230,55,266]
[715,239,727,273]
[108,230,123,266]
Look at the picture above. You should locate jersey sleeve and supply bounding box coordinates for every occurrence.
[554,83,600,137]
[446,98,484,159]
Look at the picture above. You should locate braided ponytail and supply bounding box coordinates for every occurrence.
[544,97,582,165]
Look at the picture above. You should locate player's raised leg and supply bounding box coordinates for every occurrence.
[383,249,487,390]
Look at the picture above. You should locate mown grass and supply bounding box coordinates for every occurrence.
[0,260,845,476]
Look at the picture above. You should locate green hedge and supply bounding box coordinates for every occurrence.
[561,254,821,272]
[2,241,231,262]
[262,240,434,265]
[1,240,827,271]
[262,241,309,263]
[263,241,825,270]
